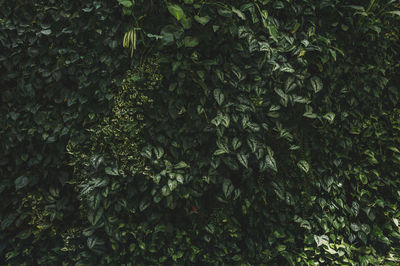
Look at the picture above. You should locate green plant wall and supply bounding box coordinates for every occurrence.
[1,0,400,265]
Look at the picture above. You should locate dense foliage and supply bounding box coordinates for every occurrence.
[0,0,130,264]
[1,0,400,265]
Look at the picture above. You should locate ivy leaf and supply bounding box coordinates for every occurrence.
[168,180,178,191]
[351,223,360,232]
[118,0,133,8]
[161,185,171,196]
[323,112,335,123]
[265,155,277,172]
[387,11,400,16]
[222,178,234,198]
[105,166,119,176]
[139,198,151,212]
[90,155,104,169]
[297,160,310,173]
[247,137,258,153]
[237,153,248,168]
[194,15,211,25]
[314,234,329,247]
[267,25,278,42]
[174,161,189,169]
[15,176,29,190]
[40,29,52,35]
[232,7,246,20]
[214,89,225,105]
[154,147,164,159]
[213,149,227,156]
[310,76,323,93]
[232,138,242,151]
[92,208,103,225]
[168,4,185,21]
[184,36,199,47]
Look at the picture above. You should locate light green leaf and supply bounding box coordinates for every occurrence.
[237,153,248,168]
[265,155,277,172]
[168,179,178,191]
[387,11,400,16]
[247,137,258,153]
[194,15,211,25]
[214,89,224,105]
[41,29,52,35]
[176,174,184,184]
[310,76,323,93]
[154,147,164,159]
[297,160,309,173]
[161,185,171,196]
[323,112,335,123]
[118,0,133,8]
[174,161,189,169]
[168,4,185,21]
[232,138,242,151]
[351,223,360,232]
[105,166,119,176]
[213,148,228,156]
[267,25,278,42]
[232,7,246,20]
[314,234,329,247]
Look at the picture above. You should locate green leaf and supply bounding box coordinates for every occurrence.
[358,231,367,244]
[105,166,119,176]
[297,160,309,173]
[184,36,199,47]
[174,161,189,169]
[232,138,242,151]
[214,148,228,156]
[222,178,234,198]
[118,0,133,8]
[176,174,184,184]
[168,179,178,191]
[194,15,211,25]
[40,29,52,35]
[267,25,278,42]
[387,11,400,16]
[15,176,29,190]
[161,185,171,196]
[323,112,335,123]
[237,153,248,168]
[139,198,151,211]
[213,89,224,105]
[168,4,185,21]
[1,213,18,230]
[265,155,277,172]
[310,76,323,93]
[92,208,103,225]
[351,223,360,232]
[247,137,258,153]
[154,147,164,159]
[314,234,329,247]
[232,7,246,20]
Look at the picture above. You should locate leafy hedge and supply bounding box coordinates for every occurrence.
[0,0,130,264]
[2,0,400,265]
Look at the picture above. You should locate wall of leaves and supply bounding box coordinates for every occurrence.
[0,0,131,264]
[1,0,400,265]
